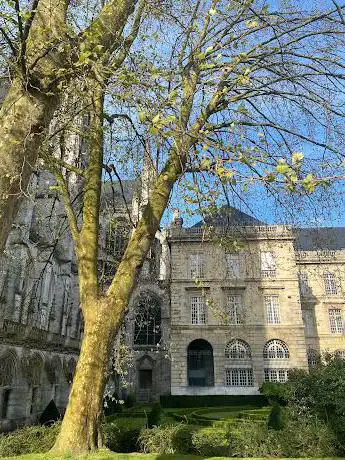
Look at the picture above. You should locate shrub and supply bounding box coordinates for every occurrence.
[0,423,60,457]
[160,394,267,408]
[259,382,289,405]
[229,411,337,458]
[267,404,284,431]
[192,426,230,457]
[147,403,162,428]
[124,393,136,409]
[139,424,196,455]
[104,420,141,453]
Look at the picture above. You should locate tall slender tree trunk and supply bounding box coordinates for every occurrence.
[53,297,118,452]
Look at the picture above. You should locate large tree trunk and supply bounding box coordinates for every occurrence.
[0,79,59,250]
[52,297,116,452]
[52,138,190,453]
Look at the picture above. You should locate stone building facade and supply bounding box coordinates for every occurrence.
[1,179,345,427]
[167,212,345,396]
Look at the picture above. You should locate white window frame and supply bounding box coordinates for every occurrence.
[329,308,343,334]
[226,253,240,278]
[189,254,204,279]
[261,251,276,278]
[191,296,207,325]
[263,339,289,359]
[225,368,254,386]
[265,295,281,324]
[264,368,289,383]
[225,340,251,359]
[324,272,338,296]
[227,294,244,325]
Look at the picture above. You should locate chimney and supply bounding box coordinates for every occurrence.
[172,209,183,228]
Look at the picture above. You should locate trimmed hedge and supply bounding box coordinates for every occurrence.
[160,394,267,408]
[0,423,60,457]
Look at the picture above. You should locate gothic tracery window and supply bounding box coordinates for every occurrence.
[134,293,162,346]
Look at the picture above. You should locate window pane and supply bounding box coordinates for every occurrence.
[324,273,337,296]
[227,295,243,324]
[191,296,207,325]
[226,253,240,278]
[261,252,276,278]
[225,368,254,386]
[189,254,204,279]
[265,296,280,324]
[329,309,343,334]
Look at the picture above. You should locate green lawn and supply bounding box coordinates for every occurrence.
[3,452,344,460]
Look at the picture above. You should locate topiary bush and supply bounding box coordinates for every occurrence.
[267,404,285,431]
[0,423,60,458]
[147,402,162,428]
[104,421,141,453]
[124,393,136,409]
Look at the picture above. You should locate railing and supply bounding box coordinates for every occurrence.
[169,225,293,239]
[0,319,81,350]
[296,250,345,261]
[261,270,277,278]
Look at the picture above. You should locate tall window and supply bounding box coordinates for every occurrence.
[191,296,207,325]
[226,253,240,278]
[324,272,338,296]
[265,295,280,324]
[227,295,244,324]
[30,387,40,414]
[264,369,289,383]
[105,218,129,261]
[298,272,310,296]
[261,251,276,278]
[307,348,319,368]
[225,340,251,359]
[189,254,204,279]
[263,339,289,359]
[225,368,253,386]
[134,294,162,345]
[329,308,343,334]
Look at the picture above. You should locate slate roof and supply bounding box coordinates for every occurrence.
[192,206,264,228]
[294,227,345,251]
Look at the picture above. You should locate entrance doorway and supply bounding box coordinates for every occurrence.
[187,339,214,386]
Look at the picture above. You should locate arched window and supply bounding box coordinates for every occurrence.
[225,340,251,359]
[134,293,161,346]
[0,350,17,387]
[187,339,214,387]
[263,339,289,359]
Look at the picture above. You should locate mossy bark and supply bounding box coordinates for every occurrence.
[0,79,59,250]
[52,298,114,451]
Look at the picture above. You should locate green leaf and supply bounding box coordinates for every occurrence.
[292,152,304,164]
